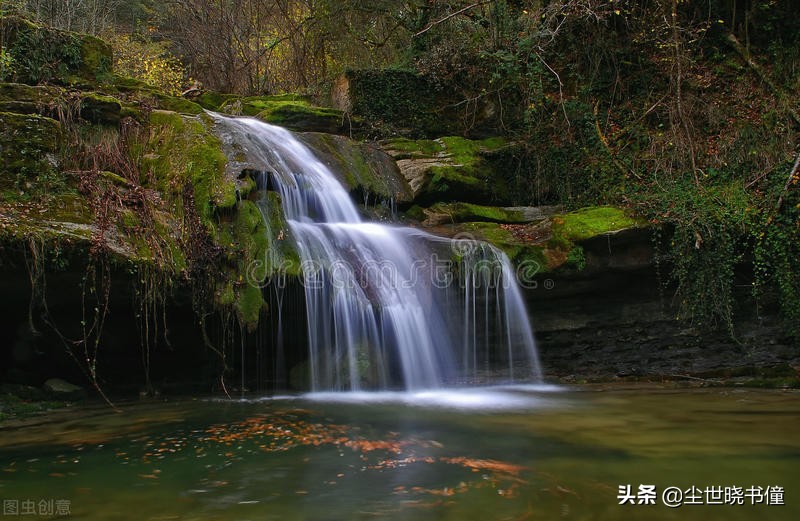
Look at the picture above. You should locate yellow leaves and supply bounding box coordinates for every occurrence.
[107,33,189,96]
[118,411,530,506]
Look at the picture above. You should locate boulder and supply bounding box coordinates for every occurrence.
[298,132,413,203]
[0,16,112,86]
[80,93,121,125]
[381,136,512,205]
[43,378,87,400]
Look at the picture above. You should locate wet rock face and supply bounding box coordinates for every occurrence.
[526,232,799,382]
[298,132,413,204]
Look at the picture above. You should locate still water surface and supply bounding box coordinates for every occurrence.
[1,385,797,520]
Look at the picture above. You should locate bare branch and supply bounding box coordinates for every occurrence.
[413,0,492,38]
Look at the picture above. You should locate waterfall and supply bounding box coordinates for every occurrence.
[212,114,542,391]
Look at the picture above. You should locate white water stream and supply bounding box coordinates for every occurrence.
[213,115,541,391]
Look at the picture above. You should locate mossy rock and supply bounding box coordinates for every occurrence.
[212,194,300,328]
[298,132,413,203]
[141,110,235,225]
[227,197,292,329]
[153,93,203,115]
[218,95,345,133]
[254,192,301,277]
[105,76,203,115]
[256,103,344,133]
[79,92,121,125]
[458,221,549,270]
[219,94,313,116]
[382,136,511,205]
[0,16,111,86]
[194,91,240,111]
[0,83,65,116]
[446,206,643,273]
[0,111,62,181]
[420,202,530,225]
[551,206,640,242]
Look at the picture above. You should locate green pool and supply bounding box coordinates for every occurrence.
[1,385,797,520]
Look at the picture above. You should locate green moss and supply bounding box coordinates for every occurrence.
[79,92,121,125]
[119,208,140,229]
[105,76,202,114]
[194,91,240,111]
[236,283,266,329]
[255,192,301,276]
[0,111,62,184]
[219,94,313,116]
[0,83,64,109]
[438,136,507,164]
[216,94,344,132]
[216,282,236,306]
[76,34,113,84]
[424,202,527,224]
[381,137,442,157]
[451,206,641,272]
[405,205,426,221]
[382,135,511,204]
[553,206,639,242]
[299,132,412,202]
[119,104,142,120]
[142,110,232,225]
[153,93,203,115]
[109,75,155,94]
[459,222,547,267]
[255,102,343,133]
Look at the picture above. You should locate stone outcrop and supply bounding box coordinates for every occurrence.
[381,136,513,205]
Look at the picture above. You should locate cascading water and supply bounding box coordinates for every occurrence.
[212,114,541,391]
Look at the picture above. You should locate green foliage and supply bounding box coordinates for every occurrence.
[754,173,800,339]
[345,69,448,137]
[631,178,753,333]
[423,202,527,224]
[0,46,14,80]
